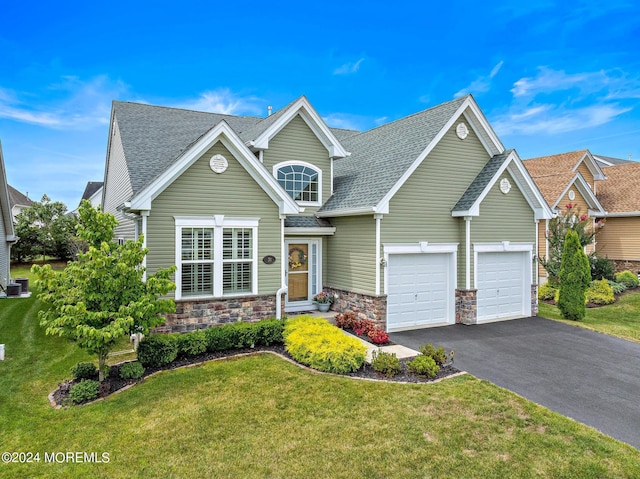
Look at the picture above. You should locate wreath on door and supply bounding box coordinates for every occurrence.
[288,247,307,270]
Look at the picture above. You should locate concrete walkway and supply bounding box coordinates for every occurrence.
[390,316,640,450]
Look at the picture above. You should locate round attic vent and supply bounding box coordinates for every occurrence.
[209,154,228,174]
[456,122,469,140]
[500,178,511,194]
[568,190,576,200]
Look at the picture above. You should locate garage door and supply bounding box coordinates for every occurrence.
[477,251,529,322]
[387,253,453,331]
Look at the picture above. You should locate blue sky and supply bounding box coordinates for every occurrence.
[1,0,639,208]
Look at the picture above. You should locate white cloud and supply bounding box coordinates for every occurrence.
[333,58,365,75]
[322,113,364,131]
[454,60,504,97]
[174,88,263,115]
[0,75,127,129]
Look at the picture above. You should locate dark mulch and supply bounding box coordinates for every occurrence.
[51,345,462,407]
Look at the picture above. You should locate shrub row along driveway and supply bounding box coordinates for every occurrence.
[390,316,640,450]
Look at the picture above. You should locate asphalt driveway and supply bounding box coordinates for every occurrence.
[390,316,640,450]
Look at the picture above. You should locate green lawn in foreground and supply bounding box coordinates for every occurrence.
[538,291,640,343]
[1,296,639,478]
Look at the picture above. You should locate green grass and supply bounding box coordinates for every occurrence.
[538,291,640,342]
[1,296,640,477]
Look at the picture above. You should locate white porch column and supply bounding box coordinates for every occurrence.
[141,210,150,281]
[464,216,472,289]
[374,214,383,296]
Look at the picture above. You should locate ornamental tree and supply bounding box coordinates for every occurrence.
[540,203,601,284]
[557,230,591,321]
[33,201,176,381]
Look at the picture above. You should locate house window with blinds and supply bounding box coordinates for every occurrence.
[222,228,253,294]
[181,228,214,296]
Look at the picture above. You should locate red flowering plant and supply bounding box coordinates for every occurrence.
[352,319,375,336]
[312,291,334,304]
[541,203,603,284]
[367,327,389,345]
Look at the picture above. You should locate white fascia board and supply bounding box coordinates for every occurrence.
[284,227,336,235]
[574,151,606,181]
[462,100,505,155]
[383,242,459,254]
[473,241,533,253]
[252,97,348,158]
[505,157,554,220]
[604,211,640,217]
[129,121,300,215]
[315,205,385,217]
[377,96,504,213]
[551,173,606,214]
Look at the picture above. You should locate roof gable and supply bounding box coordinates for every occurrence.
[452,150,553,220]
[318,95,504,216]
[524,149,606,181]
[128,121,300,215]
[0,142,16,239]
[246,96,349,159]
[552,173,605,214]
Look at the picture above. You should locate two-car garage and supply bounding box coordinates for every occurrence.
[385,243,532,332]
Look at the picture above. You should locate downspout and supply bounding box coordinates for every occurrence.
[141,211,149,281]
[276,215,287,319]
[535,219,539,284]
[374,214,383,295]
[464,216,471,289]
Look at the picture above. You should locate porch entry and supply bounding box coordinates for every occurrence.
[285,238,321,312]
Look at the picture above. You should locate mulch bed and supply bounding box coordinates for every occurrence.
[50,345,462,407]
[542,286,640,308]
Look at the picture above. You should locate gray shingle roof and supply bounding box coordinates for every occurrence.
[452,150,512,212]
[81,181,103,201]
[7,185,32,208]
[284,216,333,228]
[237,97,302,143]
[318,96,469,212]
[113,102,263,195]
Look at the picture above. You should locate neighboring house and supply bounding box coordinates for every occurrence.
[523,150,607,283]
[593,154,631,168]
[594,161,640,272]
[0,142,18,287]
[8,184,33,221]
[102,95,552,333]
[72,181,104,215]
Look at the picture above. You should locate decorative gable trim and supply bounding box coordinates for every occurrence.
[452,150,554,220]
[251,97,349,159]
[128,121,301,215]
[552,173,606,214]
[375,96,504,214]
[574,151,606,181]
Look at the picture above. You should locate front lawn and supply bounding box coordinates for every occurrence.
[538,291,640,343]
[2,296,640,477]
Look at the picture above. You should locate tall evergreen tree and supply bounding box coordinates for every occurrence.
[557,230,591,321]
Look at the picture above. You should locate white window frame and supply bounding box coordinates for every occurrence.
[273,160,322,206]
[174,216,259,300]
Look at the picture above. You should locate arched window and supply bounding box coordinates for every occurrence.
[275,162,320,204]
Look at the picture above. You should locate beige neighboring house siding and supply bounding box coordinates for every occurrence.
[597,217,640,261]
[103,118,136,240]
[575,161,595,189]
[538,221,548,278]
[471,171,536,282]
[262,114,331,213]
[380,121,491,290]
[146,141,282,297]
[325,215,376,294]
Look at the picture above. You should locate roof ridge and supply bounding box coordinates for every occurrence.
[112,100,264,121]
[524,149,589,161]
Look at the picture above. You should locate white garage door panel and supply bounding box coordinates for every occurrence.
[387,253,452,331]
[477,251,528,322]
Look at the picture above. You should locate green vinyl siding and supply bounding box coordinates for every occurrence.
[325,215,376,294]
[471,171,536,281]
[380,122,491,290]
[262,114,331,213]
[146,141,282,298]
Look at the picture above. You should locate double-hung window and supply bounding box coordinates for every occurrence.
[175,217,258,299]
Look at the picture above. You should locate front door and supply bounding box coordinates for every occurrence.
[285,239,321,312]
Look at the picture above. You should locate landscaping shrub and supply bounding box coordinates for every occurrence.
[137,334,178,368]
[371,350,401,377]
[608,280,627,295]
[538,282,558,301]
[334,311,357,330]
[284,315,366,374]
[586,279,615,305]
[230,321,259,348]
[557,230,591,321]
[589,255,616,281]
[71,362,98,380]
[352,319,375,336]
[69,379,100,404]
[615,270,639,289]
[367,327,389,345]
[119,361,145,380]
[407,355,439,378]
[175,331,207,358]
[204,325,235,352]
[419,343,448,366]
[254,319,285,346]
